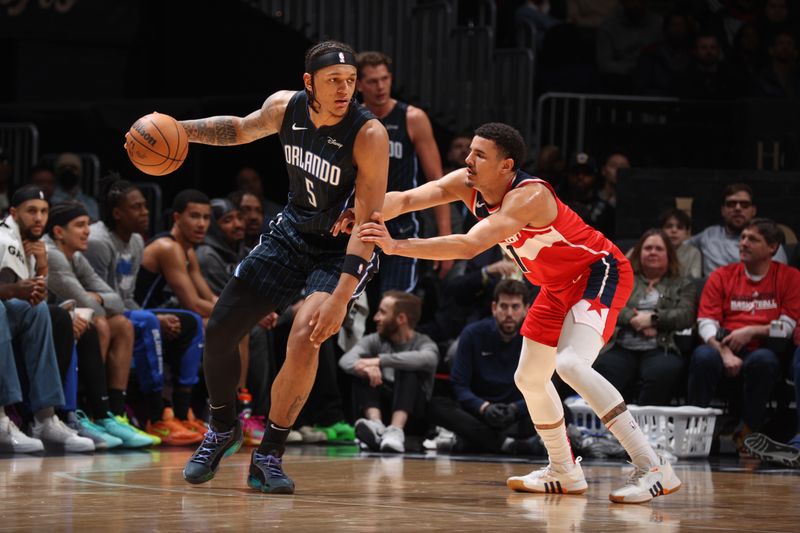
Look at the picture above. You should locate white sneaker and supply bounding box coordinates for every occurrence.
[0,416,44,453]
[608,455,682,504]
[31,415,95,453]
[380,426,405,453]
[507,458,588,494]
[286,429,303,444]
[354,418,385,451]
[297,425,328,443]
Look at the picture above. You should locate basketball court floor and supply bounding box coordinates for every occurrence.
[1,445,798,532]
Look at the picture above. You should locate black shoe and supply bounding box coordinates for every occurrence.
[743,433,800,468]
[183,420,243,484]
[247,450,295,494]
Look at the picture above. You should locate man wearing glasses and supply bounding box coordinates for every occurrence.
[689,183,788,277]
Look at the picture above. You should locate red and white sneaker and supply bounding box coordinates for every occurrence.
[507,457,588,495]
[608,455,682,504]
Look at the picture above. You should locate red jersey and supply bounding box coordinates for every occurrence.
[468,170,625,290]
[698,261,800,347]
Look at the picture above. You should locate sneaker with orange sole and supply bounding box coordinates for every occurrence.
[146,408,203,446]
[183,409,208,436]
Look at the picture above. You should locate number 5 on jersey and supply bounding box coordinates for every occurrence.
[305,178,317,207]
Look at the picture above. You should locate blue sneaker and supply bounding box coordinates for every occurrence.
[183,421,243,484]
[74,411,123,450]
[96,412,154,448]
[247,450,295,494]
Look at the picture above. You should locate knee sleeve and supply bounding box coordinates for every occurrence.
[515,338,563,424]
[555,316,623,418]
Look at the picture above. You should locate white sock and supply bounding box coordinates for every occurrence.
[606,410,658,468]
[537,422,575,471]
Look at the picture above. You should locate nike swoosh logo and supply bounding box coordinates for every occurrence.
[292,123,308,131]
[481,351,492,356]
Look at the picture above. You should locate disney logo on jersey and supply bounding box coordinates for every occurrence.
[327,137,343,149]
[284,145,342,186]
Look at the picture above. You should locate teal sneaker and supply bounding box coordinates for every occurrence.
[183,420,243,484]
[247,450,295,494]
[75,411,123,450]
[96,412,154,448]
[115,413,161,446]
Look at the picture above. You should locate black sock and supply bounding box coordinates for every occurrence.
[257,419,290,457]
[209,402,237,432]
[108,389,126,416]
[173,388,191,420]
[146,392,165,424]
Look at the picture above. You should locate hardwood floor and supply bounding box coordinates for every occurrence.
[1,446,798,532]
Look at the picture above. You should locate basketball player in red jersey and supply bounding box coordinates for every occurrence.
[342,122,681,503]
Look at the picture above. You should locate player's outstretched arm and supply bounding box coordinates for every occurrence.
[330,169,466,236]
[179,90,294,146]
[360,183,556,260]
[309,119,389,344]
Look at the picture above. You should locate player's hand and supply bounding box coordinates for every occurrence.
[258,311,279,330]
[487,259,518,278]
[26,276,47,306]
[308,295,348,347]
[13,279,40,302]
[23,240,47,264]
[72,314,90,340]
[358,212,396,254]
[722,326,755,352]
[331,208,356,236]
[365,366,383,387]
[483,403,517,429]
[156,314,181,341]
[720,347,743,378]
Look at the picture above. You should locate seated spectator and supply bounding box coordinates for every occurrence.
[135,189,216,318]
[534,144,565,189]
[673,32,745,99]
[28,165,57,202]
[514,0,561,51]
[234,167,283,222]
[689,183,788,277]
[743,341,800,467]
[755,31,800,98]
[689,218,800,451]
[44,201,152,448]
[340,291,438,453]
[85,178,205,446]
[559,152,615,238]
[50,153,99,221]
[428,280,545,455]
[594,229,696,406]
[229,190,268,252]
[0,188,94,453]
[599,152,629,208]
[659,208,703,279]
[730,24,763,82]
[2,186,125,450]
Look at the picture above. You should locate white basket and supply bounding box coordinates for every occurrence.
[629,405,722,459]
[566,398,722,458]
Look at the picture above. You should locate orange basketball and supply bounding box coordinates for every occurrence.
[125,112,188,176]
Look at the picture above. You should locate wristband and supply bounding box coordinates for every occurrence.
[342,254,369,279]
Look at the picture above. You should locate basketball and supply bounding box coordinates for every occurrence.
[125,112,188,176]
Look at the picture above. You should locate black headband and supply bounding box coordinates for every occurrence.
[50,204,89,229]
[306,51,357,74]
[11,186,46,207]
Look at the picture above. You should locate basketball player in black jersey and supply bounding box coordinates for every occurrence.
[176,41,388,494]
[356,51,453,288]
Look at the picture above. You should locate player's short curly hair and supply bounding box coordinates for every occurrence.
[474,122,527,170]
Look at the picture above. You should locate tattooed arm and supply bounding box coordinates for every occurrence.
[179,90,294,146]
